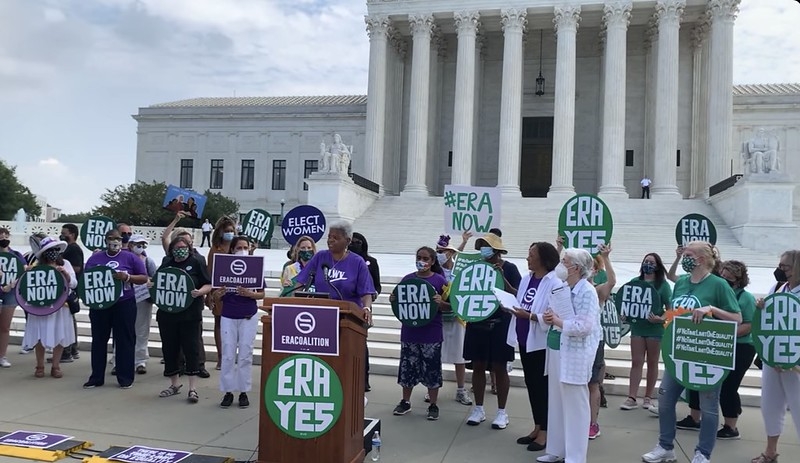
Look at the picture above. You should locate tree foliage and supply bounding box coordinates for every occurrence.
[0,160,42,220]
[93,181,240,227]
[56,212,93,224]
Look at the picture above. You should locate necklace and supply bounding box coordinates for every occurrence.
[331,250,349,269]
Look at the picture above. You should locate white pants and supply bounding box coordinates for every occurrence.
[219,316,258,393]
[761,367,800,438]
[134,300,153,366]
[546,349,590,463]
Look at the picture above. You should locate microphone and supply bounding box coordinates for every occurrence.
[304,270,316,292]
[322,264,344,301]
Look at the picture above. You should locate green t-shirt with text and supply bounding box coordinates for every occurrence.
[629,278,673,338]
[734,289,756,345]
[671,273,740,318]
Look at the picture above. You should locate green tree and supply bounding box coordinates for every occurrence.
[56,212,92,224]
[94,181,240,227]
[0,160,42,220]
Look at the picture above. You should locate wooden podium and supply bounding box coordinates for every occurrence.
[258,297,367,463]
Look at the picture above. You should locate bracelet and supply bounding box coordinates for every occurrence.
[529,312,534,321]
[125,273,131,283]
[363,307,372,313]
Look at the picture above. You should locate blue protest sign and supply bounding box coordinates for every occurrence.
[281,205,326,245]
[162,185,207,219]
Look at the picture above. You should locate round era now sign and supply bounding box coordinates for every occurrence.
[390,279,438,327]
[265,354,343,439]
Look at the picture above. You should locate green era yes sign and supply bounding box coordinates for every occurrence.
[265,355,343,439]
[450,261,503,322]
[753,292,800,369]
[558,195,613,255]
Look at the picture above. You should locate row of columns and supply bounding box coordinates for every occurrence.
[364,0,739,198]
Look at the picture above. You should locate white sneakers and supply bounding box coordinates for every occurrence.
[642,445,677,463]
[466,407,486,426]
[491,410,509,429]
[536,455,564,463]
[690,451,710,463]
[0,357,10,368]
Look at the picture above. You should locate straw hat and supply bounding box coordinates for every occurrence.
[35,236,67,259]
[474,232,508,254]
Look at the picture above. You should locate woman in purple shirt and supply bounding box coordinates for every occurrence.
[219,236,265,409]
[83,229,148,389]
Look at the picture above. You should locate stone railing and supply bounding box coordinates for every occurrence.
[0,221,194,246]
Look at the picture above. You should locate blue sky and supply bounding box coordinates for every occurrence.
[1,0,798,213]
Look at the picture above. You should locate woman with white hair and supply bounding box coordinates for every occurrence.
[537,247,601,463]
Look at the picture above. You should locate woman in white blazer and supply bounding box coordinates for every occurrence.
[537,248,602,463]
[506,242,564,452]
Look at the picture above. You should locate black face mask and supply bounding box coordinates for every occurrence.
[121,232,132,244]
[59,235,68,243]
[348,242,364,255]
[0,239,9,248]
[774,267,788,283]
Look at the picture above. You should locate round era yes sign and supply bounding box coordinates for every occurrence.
[558,195,613,255]
[753,292,800,369]
[450,261,503,322]
[265,354,343,439]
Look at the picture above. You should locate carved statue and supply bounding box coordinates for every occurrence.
[320,142,332,173]
[319,134,353,175]
[742,128,781,175]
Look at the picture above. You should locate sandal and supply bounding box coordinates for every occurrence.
[187,389,199,403]
[34,366,45,378]
[752,454,779,463]
[159,384,182,397]
[50,367,63,378]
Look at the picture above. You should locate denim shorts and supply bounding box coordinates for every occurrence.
[589,341,605,384]
[0,291,17,308]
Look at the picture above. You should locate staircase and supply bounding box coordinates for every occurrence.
[8,275,763,407]
[352,196,777,266]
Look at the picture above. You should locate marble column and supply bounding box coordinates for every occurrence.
[548,5,581,198]
[451,11,480,186]
[497,8,527,195]
[364,15,391,193]
[689,21,709,198]
[651,0,685,198]
[402,14,435,195]
[598,1,633,198]
[643,17,658,177]
[705,0,740,190]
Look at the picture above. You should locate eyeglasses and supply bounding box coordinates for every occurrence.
[778,263,791,270]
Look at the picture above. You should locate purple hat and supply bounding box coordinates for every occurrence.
[436,234,458,252]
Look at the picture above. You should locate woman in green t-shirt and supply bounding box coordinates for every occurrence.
[621,252,672,412]
[642,241,741,463]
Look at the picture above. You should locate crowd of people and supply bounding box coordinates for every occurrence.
[0,220,799,463]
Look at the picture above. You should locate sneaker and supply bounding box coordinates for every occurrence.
[238,393,249,408]
[119,383,133,389]
[536,455,564,463]
[507,361,514,372]
[71,351,80,359]
[620,397,638,410]
[83,380,103,389]
[136,365,147,374]
[589,422,601,439]
[466,407,486,426]
[690,451,710,463]
[455,390,473,406]
[220,392,234,408]
[424,393,430,403]
[19,346,33,355]
[427,404,439,421]
[491,410,509,429]
[716,424,740,440]
[0,357,11,368]
[197,367,211,378]
[642,444,677,463]
[676,415,701,430]
[643,397,655,410]
[60,353,73,363]
[649,405,660,416]
[393,400,411,416]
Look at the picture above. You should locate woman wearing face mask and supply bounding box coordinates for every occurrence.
[128,235,157,375]
[280,236,317,296]
[621,253,672,412]
[219,236,265,408]
[157,236,213,403]
[463,232,521,431]
[0,227,25,368]
[83,230,148,389]
[750,251,800,463]
[349,231,381,392]
[206,216,237,371]
[537,248,601,463]
[642,241,741,463]
[390,246,449,420]
[19,237,77,379]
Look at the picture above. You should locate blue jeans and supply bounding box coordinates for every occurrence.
[658,373,721,459]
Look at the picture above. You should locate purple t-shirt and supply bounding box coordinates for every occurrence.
[516,275,542,345]
[221,292,258,319]
[399,272,447,344]
[295,250,376,307]
[86,250,147,302]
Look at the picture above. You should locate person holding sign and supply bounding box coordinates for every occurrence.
[390,246,449,421]
[622,252,672,412]
[538,248,601,463]
[463,232,521,431]
[157,236,213,403]
[128,235,157,375]
[206,216,238,371]
[218,236,265,409]
[280,235,316,297]
[82,230,149,389]
[20,237,77,379]
[505,241,562,452]
[642,241,741,463]
[0,227,25,368]
[750,251,800,463]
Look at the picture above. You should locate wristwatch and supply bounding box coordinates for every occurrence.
[363,307,372,313]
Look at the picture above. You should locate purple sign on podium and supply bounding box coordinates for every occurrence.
[109,445,191,463]
[211,254,264,289]
[271,304,340,356]
[0,430,74,449]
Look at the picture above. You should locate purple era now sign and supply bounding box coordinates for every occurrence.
[271,304,340,356]
[211,254,264,289]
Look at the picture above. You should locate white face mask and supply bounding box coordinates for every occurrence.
[555,263,570,281]
[436,252,448,264]
[132,245,146,255]
[234,249,248,256]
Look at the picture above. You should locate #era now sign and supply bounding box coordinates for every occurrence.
[443,185,501,235]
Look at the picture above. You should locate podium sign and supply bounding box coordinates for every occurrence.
[272,304,340,356]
